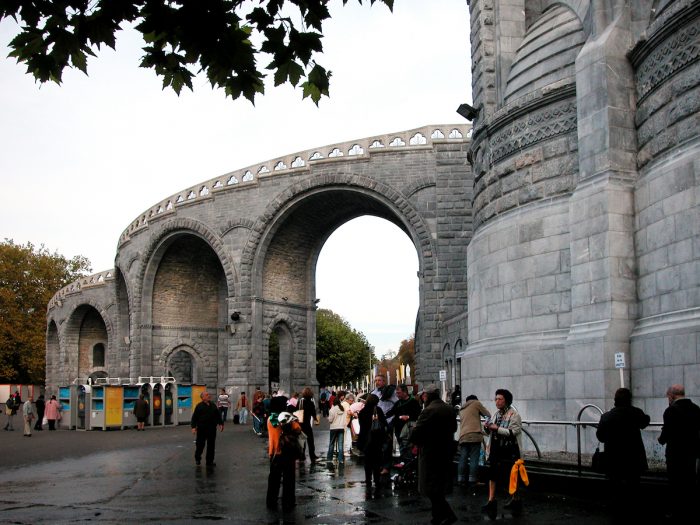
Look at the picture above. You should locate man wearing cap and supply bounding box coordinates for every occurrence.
[191,391,223,466]
[411,384,458,525]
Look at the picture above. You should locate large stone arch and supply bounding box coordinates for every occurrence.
[134,221,231,379]
[134,217,238,304]
[240,172,437,292]
[238,172,438,386]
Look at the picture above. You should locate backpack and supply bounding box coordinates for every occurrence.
[280,423,306,460]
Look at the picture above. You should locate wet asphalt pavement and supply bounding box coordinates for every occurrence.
[0,421,626,524]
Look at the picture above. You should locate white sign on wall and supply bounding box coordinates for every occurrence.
[614,353,626,369]
[439,369,447,381]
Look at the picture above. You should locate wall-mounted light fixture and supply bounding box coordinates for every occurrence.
[456,103,479,121]
[230,311,241,322]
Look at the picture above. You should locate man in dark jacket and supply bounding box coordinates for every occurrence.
[658,384,700,519]
[386,384,421,463]
[411,384,458,525]
[191,391,223,466]
[34,395,45,431]
[596,388,650,518]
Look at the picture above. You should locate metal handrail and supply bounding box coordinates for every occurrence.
[576,404,603,475]
[521,407,662,476]
[521,426,542,459]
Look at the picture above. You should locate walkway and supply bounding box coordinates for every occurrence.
[0,421,651,523]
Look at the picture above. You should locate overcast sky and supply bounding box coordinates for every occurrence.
[0,0,471,358]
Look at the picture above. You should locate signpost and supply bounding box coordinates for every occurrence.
[439,369,447,401]
[614,352,625,388]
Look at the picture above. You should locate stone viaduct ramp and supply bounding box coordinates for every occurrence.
[46,124,472,395]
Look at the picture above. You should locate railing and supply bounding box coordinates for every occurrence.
[521,405,663,476]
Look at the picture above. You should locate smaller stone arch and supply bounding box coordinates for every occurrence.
[220,218,256,236]
[58,301,114,383]
[264,315,303,394]
[263,314,303,346]
[442,342,455,391]
[160,340,210,384]
[402,176,437,199]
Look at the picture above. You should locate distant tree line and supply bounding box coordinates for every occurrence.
[0,240,91,383]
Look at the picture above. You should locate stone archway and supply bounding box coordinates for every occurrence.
[243,180,436,390]
[167,346,198,384]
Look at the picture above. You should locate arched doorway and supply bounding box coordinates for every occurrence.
[268,322,294,394]
[167,347,197,383]
[78,307,108,379]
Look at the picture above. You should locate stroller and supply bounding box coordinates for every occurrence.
[390,444,419,488]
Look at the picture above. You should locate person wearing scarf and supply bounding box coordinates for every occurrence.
[482,388,523,519]
[266,393,301,511]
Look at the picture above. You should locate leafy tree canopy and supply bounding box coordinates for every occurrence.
[316,308,374,387]
[376,334,414,385]
[0,240,91,383]
[397,333,414,375]
[1,0,393,104]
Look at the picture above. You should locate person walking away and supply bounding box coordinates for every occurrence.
[236,391,250,424]
[133,394,149,431]
[658,384,700,520]
[596,387,650,519]
[410,384,458,525]
[217,388,230,425]
[34,394,45,431]
[371,375,398,476]
[266,398,302,511]
[4,394,17,431]
[483,389,523,519]
[327,391,347,466]
[44,395,61,430]
[22,396,37,437]
[386,384,421,464]
[191,391,223,466]
[357,394,388,496]
[458,395,491,488]
[299,387,320,461]
[319,387,330,417]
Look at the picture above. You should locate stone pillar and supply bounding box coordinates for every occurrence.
[566,3,638,425]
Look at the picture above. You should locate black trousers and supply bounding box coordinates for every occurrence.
[195,428,217,465]
[428,493,456,523]
[267,455,296,508]
[301,424,316,458]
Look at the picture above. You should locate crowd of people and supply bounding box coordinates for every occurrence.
[246,380,700,523]
[6,380,699,522]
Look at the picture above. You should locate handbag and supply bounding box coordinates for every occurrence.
[591,445,607,473]
[492,432,520,462]
[370,408,384,433]
[293,408,304,422]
